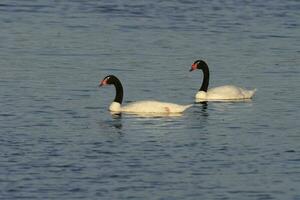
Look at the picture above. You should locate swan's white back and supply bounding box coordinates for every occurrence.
[195,85,256,100]
[109,101,192,113]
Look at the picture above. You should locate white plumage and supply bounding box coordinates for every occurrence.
[190,60,256,101]
[100,75,192,114]
[195,85,257,101]
[110,101,192,113]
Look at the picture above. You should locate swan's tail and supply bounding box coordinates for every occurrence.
[183,104,193,111]
[170,104,193,113]
[246,88,257,98]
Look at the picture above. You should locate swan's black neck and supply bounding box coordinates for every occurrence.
[199,62,209,92]
[110,76,123,104]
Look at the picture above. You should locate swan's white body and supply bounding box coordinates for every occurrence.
[195,85,256,101]
[190,60,257,102]
[109,101,192,114]
[100,75,192,115]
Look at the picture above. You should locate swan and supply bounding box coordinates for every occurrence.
[99,75,192,114]
[189,60,256,101]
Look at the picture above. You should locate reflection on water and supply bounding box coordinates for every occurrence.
[110,111,184,118]
[197,102,208,116]
[188,103,209,129]
[195,99,253,103]
[98,116,123,133]
[110,111,122,119]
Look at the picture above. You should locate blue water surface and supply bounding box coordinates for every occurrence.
[0,0,299,199]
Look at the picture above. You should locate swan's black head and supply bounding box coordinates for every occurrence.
[189,60,208,72]
[99,75,123,104]
[99,75,118,87]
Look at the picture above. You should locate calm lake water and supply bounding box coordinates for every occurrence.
[0,0,300,199]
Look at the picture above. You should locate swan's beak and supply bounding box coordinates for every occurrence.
[98,80,106,87]
[189,63,197,72]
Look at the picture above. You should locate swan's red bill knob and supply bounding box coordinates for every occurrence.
[189,63,197,72]
[99,79,107,87]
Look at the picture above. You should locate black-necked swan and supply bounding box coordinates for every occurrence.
[189,60,256,101]
[99,75,192,114]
